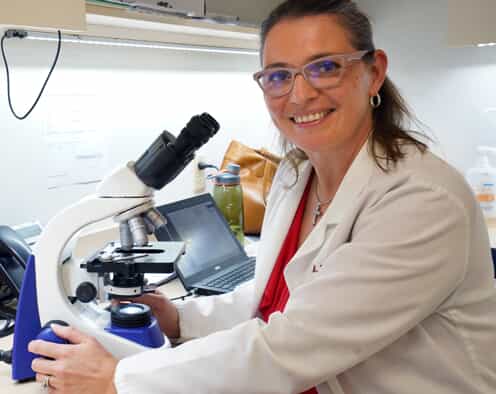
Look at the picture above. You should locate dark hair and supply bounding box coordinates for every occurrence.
[261,0,428,173]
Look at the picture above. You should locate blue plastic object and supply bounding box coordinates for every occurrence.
[105,317,165,348]
[36,325,69,345]
[10,256,164,383]
[12,255,41,381]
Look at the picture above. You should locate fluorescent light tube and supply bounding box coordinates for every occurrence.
[21,30,259,56]
[477,42,496,47]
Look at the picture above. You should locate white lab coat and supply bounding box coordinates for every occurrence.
[115,141,496,393]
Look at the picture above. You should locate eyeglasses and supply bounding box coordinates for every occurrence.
[253,50,374,98]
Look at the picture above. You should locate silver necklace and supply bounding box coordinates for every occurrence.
[312,184,333,226]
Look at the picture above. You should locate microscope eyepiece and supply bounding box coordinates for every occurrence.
[174,113,219,152]
[134,113,220,190]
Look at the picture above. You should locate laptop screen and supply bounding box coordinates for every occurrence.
[155,194,247,284]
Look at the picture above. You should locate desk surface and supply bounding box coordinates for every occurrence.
[1,225,491,392]
[0,226,189,393]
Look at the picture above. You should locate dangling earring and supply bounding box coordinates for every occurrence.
[370,93,381,109]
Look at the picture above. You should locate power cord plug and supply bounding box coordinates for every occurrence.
[3,29,28,39]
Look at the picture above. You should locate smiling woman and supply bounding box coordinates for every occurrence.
[29,1,496,394]
[258,2,428,178]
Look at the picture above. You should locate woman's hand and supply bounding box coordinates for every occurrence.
[28,324,118,394]
[125,289,180,338]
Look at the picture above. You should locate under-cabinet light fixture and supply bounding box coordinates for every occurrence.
[477,42,496,48]
[12,29,259,56]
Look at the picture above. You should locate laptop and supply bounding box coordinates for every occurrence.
[155,193,256,295]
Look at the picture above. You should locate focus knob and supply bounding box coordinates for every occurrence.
[75,282,97,303]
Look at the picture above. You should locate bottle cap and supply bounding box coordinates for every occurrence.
[215,171,240,186]
[226,163,241,175]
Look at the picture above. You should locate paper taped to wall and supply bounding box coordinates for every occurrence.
[44,95,107,190]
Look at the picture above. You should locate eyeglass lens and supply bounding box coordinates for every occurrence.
[258,57,345,97]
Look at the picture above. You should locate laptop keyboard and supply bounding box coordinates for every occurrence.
[201,258,255,291]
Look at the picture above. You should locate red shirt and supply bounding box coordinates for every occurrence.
[258,176,317,394]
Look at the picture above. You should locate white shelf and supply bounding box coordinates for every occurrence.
[85,2,260,50]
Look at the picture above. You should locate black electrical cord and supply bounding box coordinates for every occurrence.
[0,296,16,363]
[148,272,178,288]
[1,29,62,120]
[0,283,13,303]
[0,304,16,320]
[198,162,219,171]
[0,319,14,339]
[0,301,16,339]
[169,291,194,302]
[0,349,12,364]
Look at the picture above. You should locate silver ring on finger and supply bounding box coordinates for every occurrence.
[41,375,51,390]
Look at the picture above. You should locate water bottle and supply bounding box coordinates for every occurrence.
[213,163,244,245]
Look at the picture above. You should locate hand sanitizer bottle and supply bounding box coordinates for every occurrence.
[466,146,496,225]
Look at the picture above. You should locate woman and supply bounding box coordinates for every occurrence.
[30,1,496,393]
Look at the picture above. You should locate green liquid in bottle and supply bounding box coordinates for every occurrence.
[213,183,244,246]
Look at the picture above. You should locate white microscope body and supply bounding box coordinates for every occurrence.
[31,113,219,359]
[34,163,164,358]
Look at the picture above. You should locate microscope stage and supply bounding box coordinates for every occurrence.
[83,241,185,274]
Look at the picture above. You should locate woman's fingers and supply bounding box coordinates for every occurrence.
[135,290,165,301]
[30,330,118,394]
[134,294,162,307]
[36,373,58,392]
[28,340,68,360]
[31,357,58,375]
[120,291,167,310]
[113,290,164,305]
[50,324,87,344]
[35,372,55,385]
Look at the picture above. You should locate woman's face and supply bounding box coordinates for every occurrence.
[262,14,386,155]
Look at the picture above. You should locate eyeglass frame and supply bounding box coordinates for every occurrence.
[253,49,375,98]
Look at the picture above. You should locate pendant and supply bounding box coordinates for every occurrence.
[312,202,322,226]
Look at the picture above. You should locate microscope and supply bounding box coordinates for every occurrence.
[11,113,219,381]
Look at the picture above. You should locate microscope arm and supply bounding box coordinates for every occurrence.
[34,164,163,358]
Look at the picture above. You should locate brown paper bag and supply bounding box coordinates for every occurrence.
[221,140,281,235]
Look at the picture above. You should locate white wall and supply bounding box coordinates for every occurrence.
[4,0,496,227]
[356,0,496,170]
[0,38,277,226]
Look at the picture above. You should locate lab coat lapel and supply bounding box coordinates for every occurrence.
[285,141,375,288]
[254,162,313,303]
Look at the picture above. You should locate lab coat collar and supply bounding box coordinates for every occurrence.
[255,140,375,301]
[286,140,375,283]
[254,162,313,303]
[319,139,375,226]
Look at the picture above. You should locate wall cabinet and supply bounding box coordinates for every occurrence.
[448,0,496,46]
[205,0,283,26]
[0,0,86,32]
